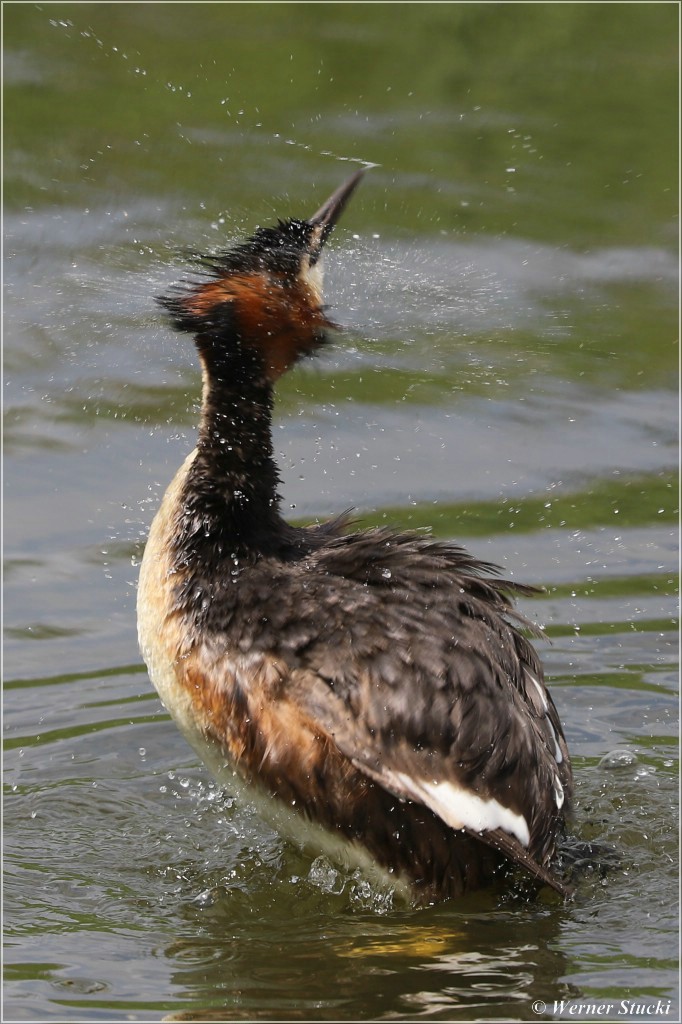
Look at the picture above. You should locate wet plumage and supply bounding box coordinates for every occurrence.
[138,170,572,902]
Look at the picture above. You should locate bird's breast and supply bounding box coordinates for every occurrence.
[137,450,208,754]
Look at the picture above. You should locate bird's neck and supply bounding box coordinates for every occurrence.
[173,352,284,569]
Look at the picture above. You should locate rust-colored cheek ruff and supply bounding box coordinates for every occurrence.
[185,272,331,380]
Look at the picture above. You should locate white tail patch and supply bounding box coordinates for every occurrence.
[392,772,531,847]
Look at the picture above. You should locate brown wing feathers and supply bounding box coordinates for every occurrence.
[175,528,571,893]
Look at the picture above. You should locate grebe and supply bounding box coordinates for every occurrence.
[137,169,572,902]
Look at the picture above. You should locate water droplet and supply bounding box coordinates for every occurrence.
[599,749,637,769]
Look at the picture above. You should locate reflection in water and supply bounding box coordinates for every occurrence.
[159,875,576,1021]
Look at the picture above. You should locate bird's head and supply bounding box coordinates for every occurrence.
[159,169,365,382]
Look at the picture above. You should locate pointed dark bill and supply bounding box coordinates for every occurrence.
[307,168,367,250]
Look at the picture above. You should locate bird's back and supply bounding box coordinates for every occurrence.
[141,503,572,899]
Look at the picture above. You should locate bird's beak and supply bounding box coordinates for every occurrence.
[307,168,366,254]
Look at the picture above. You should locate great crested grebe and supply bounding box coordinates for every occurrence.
[138,169,572,902]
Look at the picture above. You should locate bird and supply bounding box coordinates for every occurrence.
[137,168,573,903]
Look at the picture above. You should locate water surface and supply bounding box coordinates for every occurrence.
[4,4,678,1022]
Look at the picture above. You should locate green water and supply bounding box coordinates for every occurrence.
[4,3,678,1021]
